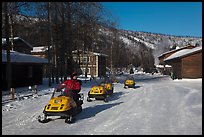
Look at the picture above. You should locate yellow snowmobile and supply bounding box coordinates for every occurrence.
[100,78,114,95]
[87,85,108,102]
[87,78,114,102]
[124,76,135,88]
[38,88,84,124]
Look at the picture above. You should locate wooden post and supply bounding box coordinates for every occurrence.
[10,88,15,100]
[34,85,38,95]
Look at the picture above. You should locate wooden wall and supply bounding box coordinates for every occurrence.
[182,51,202,78]
[98,56,107,77]
[170,59,182,79]
[72,52,107,77]
[159,45,195,65]
[2,63,43,90]
[165,51,202,79]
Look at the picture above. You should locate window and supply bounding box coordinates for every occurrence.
[73,56,77,62]
[84,57,89,63]
[82,68,91,75]
[80,56,90,63]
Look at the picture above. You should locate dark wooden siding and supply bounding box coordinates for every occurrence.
[2,39,32,54]
[167,59,182,79]
[182,52,202,78]
[90,55,96,77]
[98,56,106,77]
[13,46,31,54]
[173,60,182,79]
[2,63,43,90]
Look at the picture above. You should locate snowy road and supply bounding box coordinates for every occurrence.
[2,74,202,135]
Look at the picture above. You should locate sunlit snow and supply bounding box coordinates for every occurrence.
[2,72,202,135]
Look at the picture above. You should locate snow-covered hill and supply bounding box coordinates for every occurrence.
[99,26,202,66]
[123,30,201,47]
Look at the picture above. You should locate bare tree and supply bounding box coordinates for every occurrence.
[2,2,30,90]
[48,2,52,86]
[3,2,12,91]
[3,2,120,83]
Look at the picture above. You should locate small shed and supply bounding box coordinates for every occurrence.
[2,50,48,90]
[164,46,202,79]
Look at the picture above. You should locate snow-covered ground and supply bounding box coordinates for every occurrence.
[2,73,202,135]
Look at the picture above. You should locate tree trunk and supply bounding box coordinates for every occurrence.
[4,2,12,91]
[48,2,52,87]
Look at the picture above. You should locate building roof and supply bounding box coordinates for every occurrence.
[164,46,202,62]
[156,64,172,68]
[31,46,48,53]
[72,50,108,57]
[2,37,33,49]
[2,50,48,64]
[158,45,195,58]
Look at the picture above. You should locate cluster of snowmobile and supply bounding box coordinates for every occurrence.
[38,75,136,124]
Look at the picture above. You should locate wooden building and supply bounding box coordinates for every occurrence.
[158,45,195,65]
[2,50,48,90]
[72,50,108,77]
[157,45,195,75]
[2,37,33,54]
[31,46,49,77]
[31,47,109,78]
[164,46,202,79]
[31,46,48,58]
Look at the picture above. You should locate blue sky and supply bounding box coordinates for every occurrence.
[102,2,202,37]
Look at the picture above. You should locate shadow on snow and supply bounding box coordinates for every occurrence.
[76,101,124,122]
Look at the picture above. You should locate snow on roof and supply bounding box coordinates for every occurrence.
[2,37,33,49]
[156,64,172,68]
[164,46,202,61]
[72,50,108,57]
[158,45,195,58]
[165,64,172,68]
[31,46,48,53]
[156,65,163,68]
[92,52,108,57]
[2,50,48,64]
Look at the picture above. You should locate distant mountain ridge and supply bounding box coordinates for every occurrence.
[120,29,202,49]
[117,29,202,65]
[99,25,202,64]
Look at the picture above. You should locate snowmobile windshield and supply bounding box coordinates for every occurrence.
[54,87,66,97]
